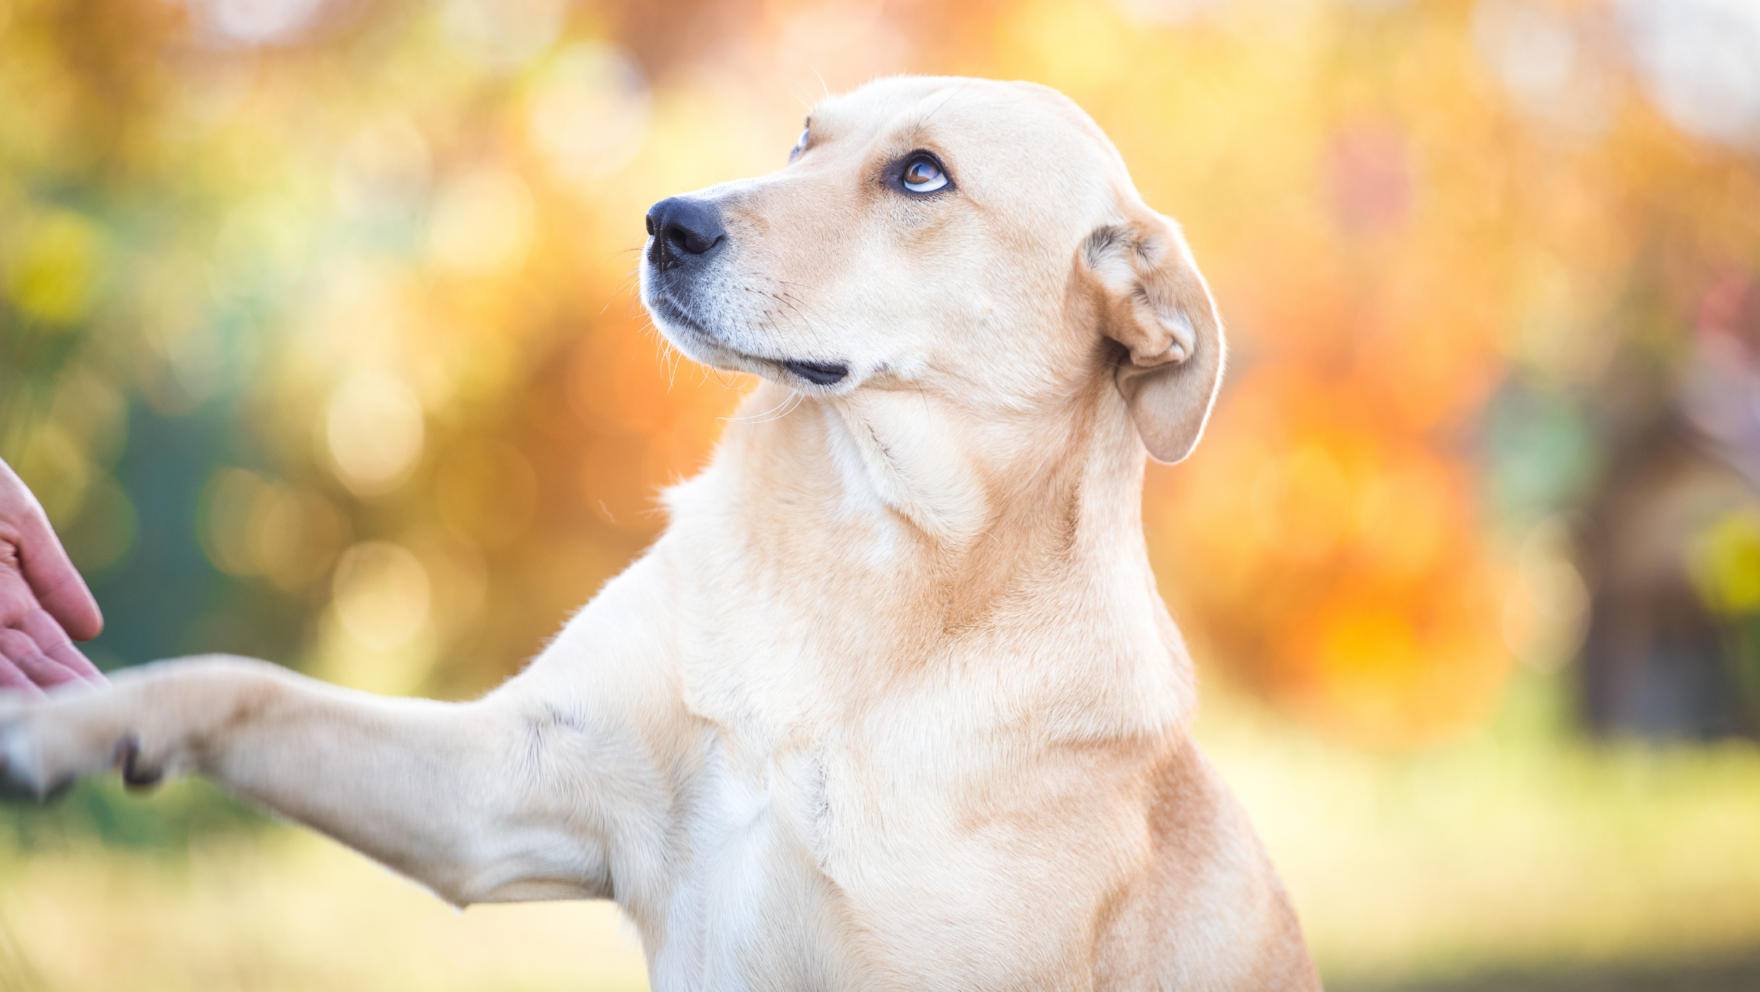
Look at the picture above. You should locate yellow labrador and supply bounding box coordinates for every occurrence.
[1,77,1320,990]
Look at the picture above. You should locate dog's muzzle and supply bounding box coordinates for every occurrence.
[641,194,851,388]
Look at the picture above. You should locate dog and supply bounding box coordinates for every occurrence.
[0,76,1320,990]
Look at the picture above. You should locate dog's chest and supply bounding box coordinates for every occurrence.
[649,731,838,991]
[644,714,1113,991]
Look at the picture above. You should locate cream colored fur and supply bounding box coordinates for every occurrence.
[0,77,1320,990]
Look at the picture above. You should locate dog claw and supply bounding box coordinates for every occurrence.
[0,731,37,802]
[0,758,53,804]
[0,777,35,804]
[118,736,163,791]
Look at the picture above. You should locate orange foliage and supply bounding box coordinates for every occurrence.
[5,0,1758,743]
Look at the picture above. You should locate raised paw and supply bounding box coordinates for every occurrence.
[0,685,142,801]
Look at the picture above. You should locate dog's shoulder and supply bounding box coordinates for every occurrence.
[1093,733,1322,991]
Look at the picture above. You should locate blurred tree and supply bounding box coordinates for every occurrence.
[2,0,1757,745]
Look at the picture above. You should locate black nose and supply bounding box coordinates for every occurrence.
[645,196,726,272]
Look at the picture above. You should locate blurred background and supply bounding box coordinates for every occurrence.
[3,0,1760,988]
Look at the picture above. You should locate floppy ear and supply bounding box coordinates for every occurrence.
[1076,209,1226,464]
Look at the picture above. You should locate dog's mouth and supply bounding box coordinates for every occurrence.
[778,360,848,385]
[647,291,850,388]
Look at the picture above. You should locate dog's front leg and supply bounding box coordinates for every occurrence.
[0,655,620,906]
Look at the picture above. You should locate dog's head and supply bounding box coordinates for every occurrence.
[639,76,1223,464]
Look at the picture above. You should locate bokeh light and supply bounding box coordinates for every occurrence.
[5,1,1760,985]
[2,0,1758,730]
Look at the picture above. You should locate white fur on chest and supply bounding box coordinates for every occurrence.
[650,730,829,992]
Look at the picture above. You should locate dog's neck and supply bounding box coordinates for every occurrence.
[717,376,1141,534]
[670,373,1185,650]
[657,375,1194,736]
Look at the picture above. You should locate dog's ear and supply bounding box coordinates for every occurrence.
[1076,209,1225,464]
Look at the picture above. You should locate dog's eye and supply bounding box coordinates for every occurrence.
[789,128,808,163]
[901,156,948,193]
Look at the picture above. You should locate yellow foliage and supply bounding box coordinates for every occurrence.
[4,210,106,326]
[0,0,1756,740]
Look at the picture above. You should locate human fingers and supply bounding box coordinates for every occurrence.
[0,628,83,691]
[0,564,34,632]
[0,462,48,632]
[0,460,101,641]
[0,654,47,699]
[17,610,106,686]
[17,521,102,641]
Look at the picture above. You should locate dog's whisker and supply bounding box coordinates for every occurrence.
[732,390,806,426]
[723,388,801,425]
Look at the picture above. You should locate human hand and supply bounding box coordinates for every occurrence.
[0,458,106,695]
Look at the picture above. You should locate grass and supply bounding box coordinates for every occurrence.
[0,826,647,992]
[2,669,1758,990]
[1201,670,1760,987]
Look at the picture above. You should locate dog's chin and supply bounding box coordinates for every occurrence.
[643,291,853,390]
